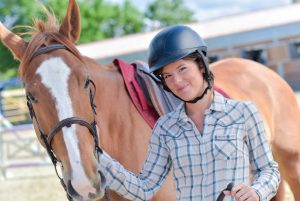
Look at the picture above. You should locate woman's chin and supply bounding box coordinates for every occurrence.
[176,89,191,99]
[177,94,196,102]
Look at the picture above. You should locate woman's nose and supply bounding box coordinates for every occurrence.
[172,73,183,84]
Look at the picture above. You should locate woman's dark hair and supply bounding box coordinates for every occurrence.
[183,51,214,85]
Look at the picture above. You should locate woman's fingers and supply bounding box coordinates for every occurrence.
[225,183,259,201]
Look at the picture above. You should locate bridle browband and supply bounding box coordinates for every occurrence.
[26,43,109,201]
[32,44,66,58]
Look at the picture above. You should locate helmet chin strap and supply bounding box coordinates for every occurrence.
[184,50,213,104]
[186,85,211,104]
[165,74,212,104]
[170,79,212,104]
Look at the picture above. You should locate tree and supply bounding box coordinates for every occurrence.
[0,0,44,79]
[145,0,195,30]
[77,0,144,42]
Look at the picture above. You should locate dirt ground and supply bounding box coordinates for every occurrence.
[0,172,67,201]
[1,92,299,201]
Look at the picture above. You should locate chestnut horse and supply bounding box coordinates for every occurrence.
[0,0,300,200]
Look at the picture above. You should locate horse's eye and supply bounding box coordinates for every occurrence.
[84,79,90,89]
[27,92,38,103]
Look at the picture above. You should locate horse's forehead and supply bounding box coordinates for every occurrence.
[34,57,74,103]
[36,57,71,87]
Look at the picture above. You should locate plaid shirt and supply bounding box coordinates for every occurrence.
[100,91,280,201]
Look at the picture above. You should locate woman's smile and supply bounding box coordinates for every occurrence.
[176,83,191,96]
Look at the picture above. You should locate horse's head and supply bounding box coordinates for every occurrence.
[0,0,106,200]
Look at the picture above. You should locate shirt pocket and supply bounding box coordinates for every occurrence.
[163,121,194,140]
[214,132,238,160]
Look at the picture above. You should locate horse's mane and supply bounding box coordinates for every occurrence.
[19,6,82,80]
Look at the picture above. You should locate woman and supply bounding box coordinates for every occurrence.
[99,25,280,201]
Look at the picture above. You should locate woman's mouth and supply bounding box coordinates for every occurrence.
[176,85,189,94]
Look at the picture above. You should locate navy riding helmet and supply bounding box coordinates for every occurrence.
[147,25,213,103]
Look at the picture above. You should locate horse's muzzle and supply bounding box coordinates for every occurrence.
[66,171,107,201]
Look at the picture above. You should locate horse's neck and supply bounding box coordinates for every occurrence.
[89,62,152,166]
[93,67,136,128]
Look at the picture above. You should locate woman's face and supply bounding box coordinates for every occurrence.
[162,59,205,101]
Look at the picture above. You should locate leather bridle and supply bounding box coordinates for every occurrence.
[25,43,108,201]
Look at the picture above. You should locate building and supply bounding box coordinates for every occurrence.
[78,3,300,90]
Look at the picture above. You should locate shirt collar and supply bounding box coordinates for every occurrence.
[209,91,227,112]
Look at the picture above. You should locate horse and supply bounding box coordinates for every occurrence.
[0,0,300,200]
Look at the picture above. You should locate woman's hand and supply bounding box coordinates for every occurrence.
[223,183,259,201]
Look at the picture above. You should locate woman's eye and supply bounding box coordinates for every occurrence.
[178,66,187,72]
[163,74,171,79]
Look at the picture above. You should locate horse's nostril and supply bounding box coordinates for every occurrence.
[88,192,97,199]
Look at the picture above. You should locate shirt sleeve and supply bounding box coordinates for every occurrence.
[99,120,172,200]
[244,102,280,201]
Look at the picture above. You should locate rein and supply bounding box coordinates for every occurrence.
[216,183,234,201]
[26,43,108,201]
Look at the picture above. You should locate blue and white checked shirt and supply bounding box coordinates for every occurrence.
[100,91,280,201]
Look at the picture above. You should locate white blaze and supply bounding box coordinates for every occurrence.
[36,57,95,197]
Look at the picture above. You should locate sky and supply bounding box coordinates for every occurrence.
[111,0,292,21]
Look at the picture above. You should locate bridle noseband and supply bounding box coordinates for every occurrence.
[26,44,107,201]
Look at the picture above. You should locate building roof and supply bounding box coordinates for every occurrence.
[77,3,300,59]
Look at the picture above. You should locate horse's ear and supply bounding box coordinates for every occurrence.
[59,0,81,43]
[0,22,28,61]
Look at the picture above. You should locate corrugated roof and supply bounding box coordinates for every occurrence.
[77,3,300,59]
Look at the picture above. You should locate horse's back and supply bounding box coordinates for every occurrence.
[211,58,296,104]
[211,58,300,134]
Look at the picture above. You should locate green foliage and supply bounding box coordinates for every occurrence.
[0,0,195,80]
[0,0,45,27]
[0,42,19,79]
[145,0,195,29]
[75,0,143,43]
[0,0,47,80]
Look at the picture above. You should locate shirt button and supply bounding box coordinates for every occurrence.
[180,117,189,124]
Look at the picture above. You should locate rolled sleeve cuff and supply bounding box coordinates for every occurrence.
[252,185,263,201]
[99,151,113,176]
[252,183,277,201]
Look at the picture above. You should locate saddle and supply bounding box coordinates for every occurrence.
[113,59,229,128]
